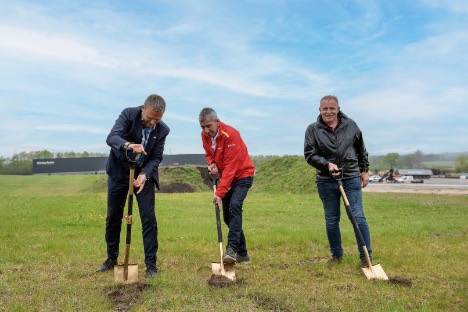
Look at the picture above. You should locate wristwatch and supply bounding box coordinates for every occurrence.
[360,168,369,173]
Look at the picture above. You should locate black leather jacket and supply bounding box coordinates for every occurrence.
[304,111,369,181]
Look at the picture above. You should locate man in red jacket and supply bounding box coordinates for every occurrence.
[199,107,255,264]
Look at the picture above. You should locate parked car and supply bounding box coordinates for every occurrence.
[369,175,381,182]
[396,175,414,183]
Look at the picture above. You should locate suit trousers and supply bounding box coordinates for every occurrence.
[105,176,158,267]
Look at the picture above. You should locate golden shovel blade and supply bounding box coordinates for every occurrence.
[211,262,236,281]
[361,263,389,281]
[114,264,139,284]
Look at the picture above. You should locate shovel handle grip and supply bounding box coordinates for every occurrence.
[330,168,344,180]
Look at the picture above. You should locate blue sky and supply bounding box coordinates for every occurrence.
[1,0,467,158]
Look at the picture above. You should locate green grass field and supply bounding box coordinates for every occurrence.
[421,160,455,171]
[0,175,467,311]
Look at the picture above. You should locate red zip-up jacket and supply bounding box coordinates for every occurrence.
[201,121,255,198]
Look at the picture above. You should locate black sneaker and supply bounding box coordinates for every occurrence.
[96,258,117,272]
[328,255,342,263]
[223,245,237,264]
[145,265,158,278]
[361,257,373,268]
[236,254,251,263]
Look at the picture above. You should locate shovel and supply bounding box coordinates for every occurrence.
[332,169,389,281]
[209,174,236,281]
[114,150,139,284]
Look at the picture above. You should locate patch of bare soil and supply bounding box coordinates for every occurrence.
[388,276,413,287]
[249,292,293,312]
[207,274,238,287]
[107,282,150,312]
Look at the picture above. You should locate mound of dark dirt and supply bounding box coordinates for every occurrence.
[207,274,236,287]
[107,282,149,311]
[388,276,413,287]
[157,165,213,192]
[158,183,195,193]
[197,166,215,189]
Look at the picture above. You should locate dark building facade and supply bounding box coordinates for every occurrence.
[33,154,206,175]
[160,154,206,166]
[33,157,108,175]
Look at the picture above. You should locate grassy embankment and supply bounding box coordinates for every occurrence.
[0,156,466,311]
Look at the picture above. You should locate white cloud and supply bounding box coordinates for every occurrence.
[420,0,468,14]
[34,124,108,134]
[0,1,467,158]
[0,25,118,68]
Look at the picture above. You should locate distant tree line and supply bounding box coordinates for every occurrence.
[1,150,467,175]
[368,150,468,174]
[0,150,107,175]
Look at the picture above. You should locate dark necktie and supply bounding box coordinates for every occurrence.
[142,128,152,148]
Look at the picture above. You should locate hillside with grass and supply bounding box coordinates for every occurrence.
[80,156,317,194]
[251,155,316,194]
[160,155,317,194]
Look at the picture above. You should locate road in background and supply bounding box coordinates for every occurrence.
[364,178,468,195]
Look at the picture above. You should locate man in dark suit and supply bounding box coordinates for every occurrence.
[96,94,170,278]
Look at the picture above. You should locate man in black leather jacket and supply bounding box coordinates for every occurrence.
[304,95,373,267]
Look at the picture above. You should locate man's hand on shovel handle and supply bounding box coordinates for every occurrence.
[328,163,341,177]
[213,194,222,205]
[208,163,219,175]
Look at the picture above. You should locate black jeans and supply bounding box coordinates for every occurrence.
[222,176,253,256]
[105,176,158,267]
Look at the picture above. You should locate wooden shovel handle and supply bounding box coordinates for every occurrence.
[337,180,373,268]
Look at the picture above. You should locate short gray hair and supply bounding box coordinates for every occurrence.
[199,107,218,122]
[144,94,166,112]
[320,95,339,106]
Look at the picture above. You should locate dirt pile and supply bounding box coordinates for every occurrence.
[107,282,150,311]
[207,274,237,287]
[157,166,212,193]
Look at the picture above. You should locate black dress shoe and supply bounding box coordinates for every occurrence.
[145,265,158,278]
[96,258,117,272]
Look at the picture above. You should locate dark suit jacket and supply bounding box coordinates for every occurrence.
[106,106,170,189]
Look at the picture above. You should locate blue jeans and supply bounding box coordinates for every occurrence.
[106,176,158,267]
[221,177,253,256]
[317,177,372,260]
